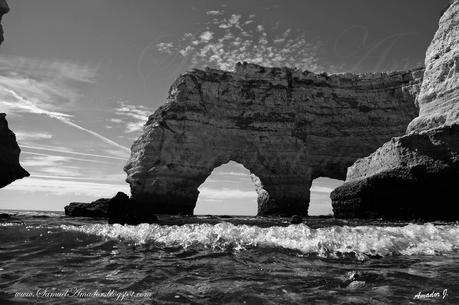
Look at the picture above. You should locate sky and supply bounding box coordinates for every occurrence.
[0,0,449,215]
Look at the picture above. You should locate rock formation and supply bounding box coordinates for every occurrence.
[331,0,459,220]
[125,62,423,216]
[0,0,8,44]
[64,198,110,217]
[0,113,29,188]
[107,192,158,225]
[64,192,159,224]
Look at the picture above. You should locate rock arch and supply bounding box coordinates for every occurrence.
[125,63,423,216]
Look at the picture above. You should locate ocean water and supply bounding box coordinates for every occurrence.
[0,210,458,305]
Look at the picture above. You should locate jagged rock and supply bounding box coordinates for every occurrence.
[331,125,459,220]
[108,192,158,225]
[0,113,29,188]
[332,1,459,220]
[125,62,423,216]
[0,0,9,44]
[64,198,110,217]
[64,192,159,224]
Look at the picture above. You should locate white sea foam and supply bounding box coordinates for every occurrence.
[61,222,459,259]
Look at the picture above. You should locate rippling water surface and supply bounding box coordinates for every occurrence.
[1,210,458,304]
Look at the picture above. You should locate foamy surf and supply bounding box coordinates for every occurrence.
[61,222,459,260]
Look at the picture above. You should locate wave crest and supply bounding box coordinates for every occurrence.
[61,222,459,259]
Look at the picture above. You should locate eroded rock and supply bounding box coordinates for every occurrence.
[0,113,29,188]
[331,125,459,220]
[108,192,158,225]
[125,62,423,216]
[332,1,459,220]
[64,198,110,217]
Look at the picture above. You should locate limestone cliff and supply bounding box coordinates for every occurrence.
[331,0,459,220]
[0,113,29,188]
[125,63,423,216]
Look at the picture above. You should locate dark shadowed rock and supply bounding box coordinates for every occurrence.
[332,1,459,221]
[0,213,11,220]
[125,62,423,216]
[64,192,159,224]
[290,215,303,224]
[0,113,30,188]
[64,198,110,217]
[108,192,158,225]
[331,125,459,220]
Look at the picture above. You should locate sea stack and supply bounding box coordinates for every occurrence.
[125,62,423,216]
[331,0,459,220]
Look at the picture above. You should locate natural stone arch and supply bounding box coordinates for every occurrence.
[125,112,312,215]
[125,63,423,216]
[195,161,257,215]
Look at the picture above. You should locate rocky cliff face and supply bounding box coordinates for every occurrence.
[407,0,459,133]
[331,0,459,220]
[125,63,423,216]
[0,113,29,188]
[0,0,9,44]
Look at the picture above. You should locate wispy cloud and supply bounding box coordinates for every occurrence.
[206,10,223,16]
[310,186,334,193]
[0,54,130,157]
[20,145,128,160]
[111,101,152,133]
[20,154,84,177]
[156,11,322,71]
[4,177,129,197]
[14,131,53,142]
[0,55,98,83]
[198,187,257,200]
[1,88,130,152]
[0,54,97,113]
[22,151,112,164]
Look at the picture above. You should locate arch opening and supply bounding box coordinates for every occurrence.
[195,161,258,216]
[308,177,344,216]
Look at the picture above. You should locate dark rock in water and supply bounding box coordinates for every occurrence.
[0,212,23,224]
[290,215,303,224]
[64,198,110,217]
[108,192,158,225]
[0,113,29,188]
[0,213,11,220]
[125,61,423,216]
[332,0,459,221]
[65,192,159,224]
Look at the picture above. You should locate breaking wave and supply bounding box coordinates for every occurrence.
[62,222,459,260]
